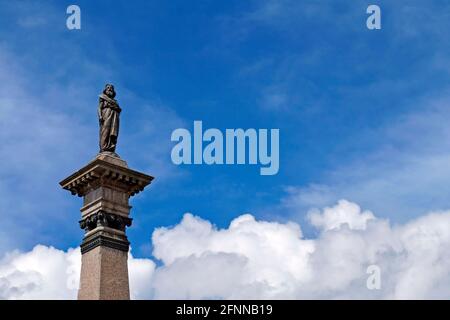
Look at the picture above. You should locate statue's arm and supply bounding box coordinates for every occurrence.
[98,99,103,123]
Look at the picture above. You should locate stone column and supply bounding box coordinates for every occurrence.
[60,153,153,300]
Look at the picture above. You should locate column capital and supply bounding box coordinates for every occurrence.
[59,153,154,197]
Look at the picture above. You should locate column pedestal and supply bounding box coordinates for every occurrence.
[60,153,153,300]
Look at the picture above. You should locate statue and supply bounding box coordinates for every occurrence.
[98,84,121,154]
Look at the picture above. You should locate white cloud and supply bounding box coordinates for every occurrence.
[0,245,155,300]
[128,256,156,300]
[0,245,80,299]
[1,200,449,299]
[150,203,449,299]
[307,199,375,231]
[152,213,314,299]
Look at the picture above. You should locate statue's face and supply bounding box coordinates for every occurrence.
[105,85,115,98]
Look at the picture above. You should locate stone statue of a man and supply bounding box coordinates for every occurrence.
[98,84,121,154]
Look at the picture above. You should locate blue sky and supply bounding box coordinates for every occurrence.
[1,0,450,258]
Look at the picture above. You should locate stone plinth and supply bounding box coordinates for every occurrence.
[60,153,153,300]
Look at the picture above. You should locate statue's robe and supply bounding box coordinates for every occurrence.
[98,94,121,152]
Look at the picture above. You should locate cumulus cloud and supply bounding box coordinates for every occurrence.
[0,245,155,300]
[307,199,375,231]
[152,213,314,299]
[151,203,450,299]
[1,200,449,299]
[0,245,80,299]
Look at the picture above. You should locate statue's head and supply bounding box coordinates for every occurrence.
[103,84,116,98]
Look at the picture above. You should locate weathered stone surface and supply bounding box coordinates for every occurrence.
[78,245,130,300]
[96,152,128,167]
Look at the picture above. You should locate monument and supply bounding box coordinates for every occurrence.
[60,84,154,300]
